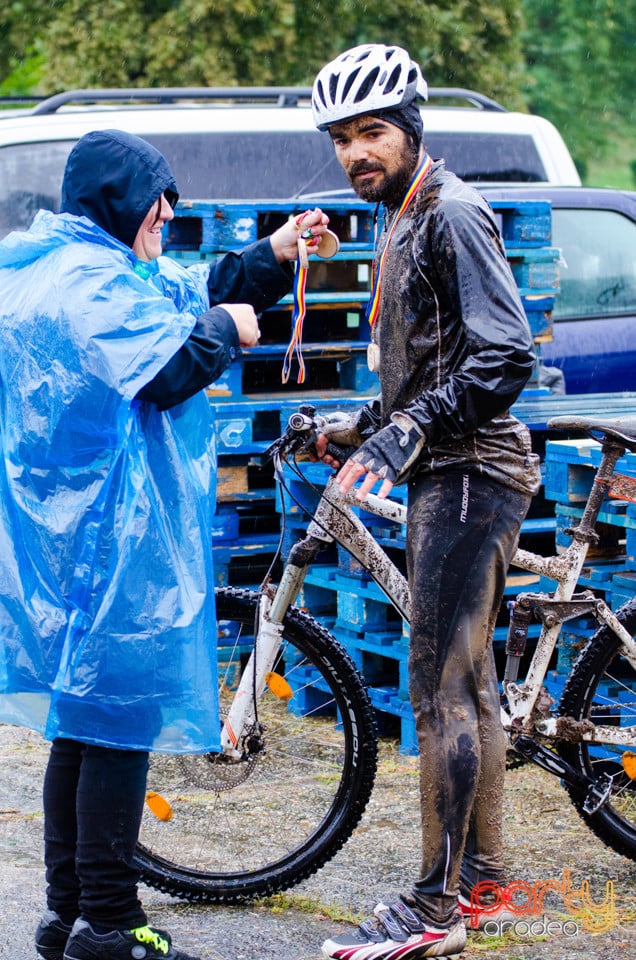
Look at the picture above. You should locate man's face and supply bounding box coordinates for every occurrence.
[328,116,420,205]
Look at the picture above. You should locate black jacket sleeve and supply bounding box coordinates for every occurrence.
[137,307,240,411]
[207,237,293,312]
[138,237,293,410]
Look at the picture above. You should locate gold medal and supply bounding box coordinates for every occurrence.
[367,341,381,372]
[314,228,340,260]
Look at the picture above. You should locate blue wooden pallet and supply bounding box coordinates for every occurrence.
[544,437,636,504]
[554,501,633,556]
[211,395,373,455]
[489,199,552,248]
[512,392,636,432]
[212,534,281,587]
[208,346,380,401]
[165,198,378,252]
[212,392,636,463]
[165,197,555,253]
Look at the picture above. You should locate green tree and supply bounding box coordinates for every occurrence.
[20,0,526,106]
[0,0,55,95]
[2,0,633,186]
[521,0,636,170]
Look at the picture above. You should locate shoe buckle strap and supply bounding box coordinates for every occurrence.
[387,900,427,934]
[373,904,409,943]
[358,918,387,943]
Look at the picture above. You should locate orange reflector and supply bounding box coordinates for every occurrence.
[145,791,173,821]
[265,671,293,701]
[621,751,636,780]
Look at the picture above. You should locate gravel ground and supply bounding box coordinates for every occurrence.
[1,723,634,960]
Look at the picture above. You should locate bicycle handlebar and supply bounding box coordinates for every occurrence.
[265,407,356,468]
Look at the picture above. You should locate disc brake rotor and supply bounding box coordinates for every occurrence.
[177,751,260,792]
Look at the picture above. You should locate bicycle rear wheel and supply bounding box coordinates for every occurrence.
[558,598,636,860]
[135,586,378,902]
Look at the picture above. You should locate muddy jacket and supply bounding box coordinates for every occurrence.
[372,160,541,496]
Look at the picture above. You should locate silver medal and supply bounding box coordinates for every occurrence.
[367,341,381,372]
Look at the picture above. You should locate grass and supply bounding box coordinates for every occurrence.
[583,132,636,190]
[259,892,363,923]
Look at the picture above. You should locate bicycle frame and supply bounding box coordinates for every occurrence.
[220,440,636,760]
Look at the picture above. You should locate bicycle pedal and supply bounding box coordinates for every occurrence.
[583,773,614,814]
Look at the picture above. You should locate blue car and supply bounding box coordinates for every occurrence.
[481,186,636,395]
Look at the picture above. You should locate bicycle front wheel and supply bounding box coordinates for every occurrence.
[558,598,636,860]
[135,586,378,902]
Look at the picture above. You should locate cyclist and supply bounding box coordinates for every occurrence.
[311,44,541,958]
[0,129,328,960]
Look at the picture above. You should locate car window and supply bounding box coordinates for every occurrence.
[552,208,636,320]
[426,132,546,183]
[0,133,352,237]
[0,140,71,236]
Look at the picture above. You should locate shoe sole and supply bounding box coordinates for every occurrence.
[322,952,463,960]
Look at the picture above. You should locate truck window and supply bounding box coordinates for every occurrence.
[0,127,550,238]
[552,208,636,320]
[425,132,547,183]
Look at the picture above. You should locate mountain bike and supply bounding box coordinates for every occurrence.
[136,407,636,905]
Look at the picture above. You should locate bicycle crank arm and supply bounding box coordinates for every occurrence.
[512,735,613,814]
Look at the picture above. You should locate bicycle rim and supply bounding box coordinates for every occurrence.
[558,599,636,859]
[135,585,378,902]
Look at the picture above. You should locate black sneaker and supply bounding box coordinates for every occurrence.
[63,919,200,960]
[36,910,74,960]
[321,900,467,959]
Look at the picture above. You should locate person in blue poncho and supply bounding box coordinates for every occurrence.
[0,129,329,960]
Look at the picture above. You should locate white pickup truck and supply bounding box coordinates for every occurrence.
[0,86,580,238]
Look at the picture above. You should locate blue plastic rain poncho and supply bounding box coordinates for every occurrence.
[0,132,234,753]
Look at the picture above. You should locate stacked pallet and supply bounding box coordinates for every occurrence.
[544,436,636,596]
[164,198,381,587]
[540,436,636,701]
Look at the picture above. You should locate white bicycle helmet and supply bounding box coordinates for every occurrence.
[312,44,428,130]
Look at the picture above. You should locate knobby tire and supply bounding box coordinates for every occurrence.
[558,597,636,860]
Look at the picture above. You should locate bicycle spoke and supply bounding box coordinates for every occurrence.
[136,587,377,900]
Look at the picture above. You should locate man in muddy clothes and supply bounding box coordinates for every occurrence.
[310,44,542,959]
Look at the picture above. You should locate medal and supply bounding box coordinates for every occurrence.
[314,228,340,259]
[367,341,381,372]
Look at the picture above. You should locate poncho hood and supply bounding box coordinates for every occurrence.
[60,128,179,248]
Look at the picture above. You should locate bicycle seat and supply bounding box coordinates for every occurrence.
[547,414,636,452]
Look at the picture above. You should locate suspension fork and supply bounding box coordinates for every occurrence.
[219,537,327,760]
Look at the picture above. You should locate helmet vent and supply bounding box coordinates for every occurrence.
[342,67,362,101]
[355,66,380,103]
[385,65,403,95]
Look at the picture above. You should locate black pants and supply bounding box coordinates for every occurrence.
[406,469,531,925]
[43,738,149,929]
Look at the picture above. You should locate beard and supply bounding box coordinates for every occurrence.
[348,140,420,207]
